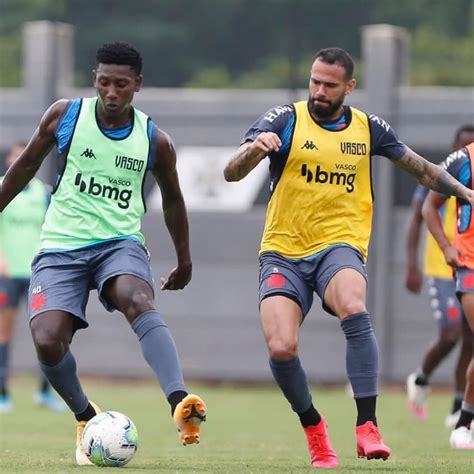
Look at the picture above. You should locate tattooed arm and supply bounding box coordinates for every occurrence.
[223,132,282,182]
[395,146,474,202]
[224,104,293,182]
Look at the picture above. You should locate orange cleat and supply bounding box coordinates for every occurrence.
[356,421,391,460]
[173,394,207,445]
[76,401,101,466]
[303,418,339,469]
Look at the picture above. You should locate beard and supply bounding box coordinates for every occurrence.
[308,93,345,119]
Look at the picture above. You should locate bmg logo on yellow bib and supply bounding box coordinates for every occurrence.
[301,163,356,193]
[74,173,132,209]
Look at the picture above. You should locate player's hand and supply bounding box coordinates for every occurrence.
[442,245,463,268]
[160,262,192,290]
[405,266,422,293]
[250,132,282,158]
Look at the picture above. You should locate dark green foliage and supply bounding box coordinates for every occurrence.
[0,0,472,87]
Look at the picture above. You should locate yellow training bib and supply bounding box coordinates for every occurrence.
[260,102,372,259]
[423,196,455,279]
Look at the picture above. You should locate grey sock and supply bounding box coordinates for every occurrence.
[461,401,474,415]
[0,343,10,390]
[39,350,88,414]
[341,312,379,398]
[132,311,186,397]
[455,391,465,401]
[269,356,312,413]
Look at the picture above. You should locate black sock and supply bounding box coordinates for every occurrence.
[40,378,49,393]
[0,386,7,397]
[455,409,474,429]
[298,404,322,427]
[415,374,429,386]
[168,390,188,415]
[356,396,377,426]
[74,402,98,422]
[452,396,463,414]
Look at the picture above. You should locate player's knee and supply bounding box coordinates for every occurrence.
[31,327,68,365]
[124,290,155,320]
[440,325,460,346]
[268,338,298,361]
[335,300,366,318]
[440,333,459,349]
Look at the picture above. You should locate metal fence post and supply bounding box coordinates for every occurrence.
[22,21,74,184]
[361,24,410,383]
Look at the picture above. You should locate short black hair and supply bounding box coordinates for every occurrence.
[314,47,354,79]
[96,42,143,75]
[454,124,474,143]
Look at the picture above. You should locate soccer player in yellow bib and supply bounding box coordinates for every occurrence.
[224,47,474,468]
[405,125,474,425]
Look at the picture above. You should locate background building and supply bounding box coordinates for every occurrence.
[1,9,473,384]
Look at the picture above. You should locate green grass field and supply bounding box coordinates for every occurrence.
[0,376,473,473]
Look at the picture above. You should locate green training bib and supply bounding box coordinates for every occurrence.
[0,178,48,277]
[41,97,150,250]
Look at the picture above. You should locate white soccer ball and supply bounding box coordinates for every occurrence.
[82,411,138,467]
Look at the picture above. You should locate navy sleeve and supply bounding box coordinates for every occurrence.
[368,114,407,160]
[442,147,471,230]
[242,105,295,155]
[441,148,470,186]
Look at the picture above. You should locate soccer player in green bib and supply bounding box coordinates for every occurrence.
[224,47,474,468]
[0,142,65,413]
[0,43,206,465]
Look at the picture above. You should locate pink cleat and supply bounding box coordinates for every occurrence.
[303,418,339,469]
[356,421,391,460]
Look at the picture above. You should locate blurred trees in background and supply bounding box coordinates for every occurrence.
[0,0,473,88]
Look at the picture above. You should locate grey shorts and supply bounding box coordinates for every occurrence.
[0,277,30,309]
[28,239,155,329]
[427,277,462,328]
[455,268,474,297]
[258,245,368,317]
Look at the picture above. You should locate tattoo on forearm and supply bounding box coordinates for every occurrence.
[402,153,425,177]
[433,169,463,197]
[225,148,261,181]
[398,151,466,199]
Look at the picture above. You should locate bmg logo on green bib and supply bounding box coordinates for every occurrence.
[74,173,132,209]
